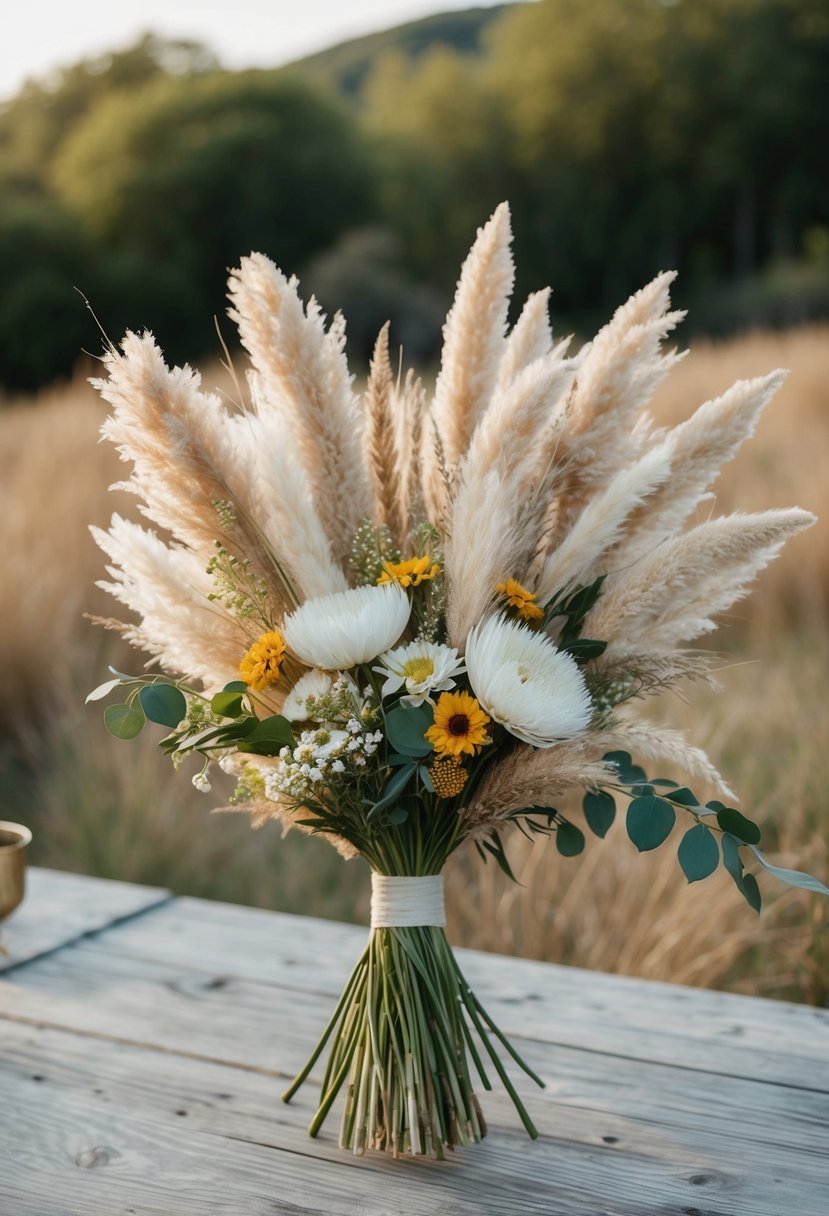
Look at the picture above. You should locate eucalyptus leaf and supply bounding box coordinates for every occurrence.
[139,683,187,729]
[556,820,585,857]
[384,703,434,757]
[603,750,647,786]
[103,703,145,740]
[86,677,123,704]
[716,807,762,845]
[747,846,829,896]
[626,794,676,852]
[368,763,416,819]
[741,873,762,913]
[677,823,719,883]
[583,790,615,838]
[211,689,246,719]
[665,787,701,808]
[223,680,248,693]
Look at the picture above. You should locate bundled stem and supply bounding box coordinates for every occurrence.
[283,919,542,1158]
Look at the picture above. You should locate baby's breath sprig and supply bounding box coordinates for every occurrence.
[350,519,400,586]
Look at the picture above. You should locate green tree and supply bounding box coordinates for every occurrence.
[0,191,100,391]
[50,71,379,361]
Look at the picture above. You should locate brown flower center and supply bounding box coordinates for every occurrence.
[448,714,469,736]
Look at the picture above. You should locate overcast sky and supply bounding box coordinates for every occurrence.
[2,0,511,100]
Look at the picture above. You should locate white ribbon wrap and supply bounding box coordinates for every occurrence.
[370,874,445,929]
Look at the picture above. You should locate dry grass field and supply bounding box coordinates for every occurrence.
[1,326,827,1002]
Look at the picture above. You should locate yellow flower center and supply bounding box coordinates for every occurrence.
[402,656,435,683]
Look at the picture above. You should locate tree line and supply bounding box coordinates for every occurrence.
[1,0,828,392]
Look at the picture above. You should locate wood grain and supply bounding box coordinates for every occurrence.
[1,1018,825,1216]
[0,867,170,974]
[1,871,827,1216]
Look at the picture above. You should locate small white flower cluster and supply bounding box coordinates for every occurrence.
[265,719,385,803]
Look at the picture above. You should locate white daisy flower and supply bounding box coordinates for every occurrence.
[313,729,350,760]
[465,615,592,748]
[282,670,334,721]
[282,584,410,670]
[375,640,466,706]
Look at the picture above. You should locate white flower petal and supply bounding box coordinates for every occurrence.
[466,616,592,747]
[282,669,334,721]
[283,584,410,670]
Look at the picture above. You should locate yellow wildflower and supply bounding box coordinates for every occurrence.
[428,755,469,798]
[239,630,286,691]
[377,554,440,589]
[425,690,490,759]
[496,577,543,622]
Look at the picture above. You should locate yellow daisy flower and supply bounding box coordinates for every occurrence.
[496,577,544,622]
[425,690,490,759]
[239,630,286,691]
[377,554,440,589]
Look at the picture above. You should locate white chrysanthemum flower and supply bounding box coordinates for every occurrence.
[375,640,466,706]
[282,584,410,669]
[282,670,334,721]
[465,615,592,747]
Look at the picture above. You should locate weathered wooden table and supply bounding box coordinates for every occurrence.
[0,868,826,1215]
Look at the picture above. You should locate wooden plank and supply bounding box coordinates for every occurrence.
[1,938,827,1162]
[1,1017,826,1216]
[0,867,170,974]
[102,896,829,1088]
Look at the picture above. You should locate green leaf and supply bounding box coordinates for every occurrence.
[387,806,408,826]
[560,638,607,663]
[741,873,762,914]
[747,846,829,897]
[556,820,585,857]
[626,794,676,852]
[716,807,761,845]
[368,763,416,819]
[583,790,615,838]
[384,703,434,757]
[139,684,187,729]
[677,823,719,883]
[210,689,246,719]
[603,750,647,785]
[176,716,257,753]
[104,703,145,740]
[419,765,435,793]
[651,778,679,789]
[86,677,123,704]
[482,829,518,883]
[665,787,700,807]
[223,680,248,693]
[237,715,295,756]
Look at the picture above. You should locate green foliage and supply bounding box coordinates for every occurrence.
[626,794,677,852]
[138,684,187,729]
[0,191,101,391]
[677,823,720,883]
[583,790,616,838]
[103,703,145,740]
[48,70,379,371]
[384,703,434,758]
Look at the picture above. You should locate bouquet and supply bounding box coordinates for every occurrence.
[89,203,827,1159]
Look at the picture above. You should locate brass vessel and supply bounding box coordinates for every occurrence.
[0,821,32,922]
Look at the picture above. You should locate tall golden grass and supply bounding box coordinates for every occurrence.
[1,328,827,1002]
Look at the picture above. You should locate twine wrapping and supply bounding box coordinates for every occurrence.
[370,873,445,928]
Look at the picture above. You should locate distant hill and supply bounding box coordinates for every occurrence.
[287,5,517,97]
